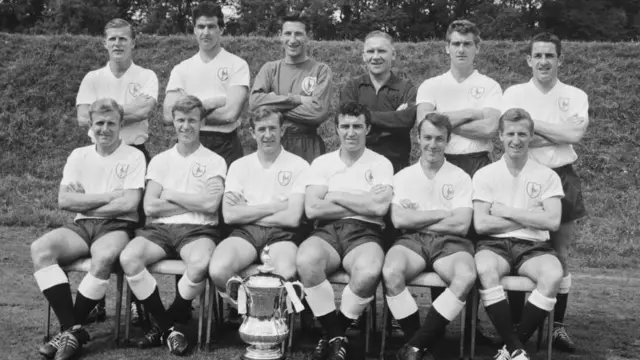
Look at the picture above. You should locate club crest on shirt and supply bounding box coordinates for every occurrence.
[558,97,570,112]
[115,164,129,179]
[278,171,292,186]
[301,76,317,95]
[192,163,206,178]
[442,184,454,200]
[128,83,142,97]
[365,170,374,185]
[470,87,485,99]
[217,68,229,81]
[526,182,542,199]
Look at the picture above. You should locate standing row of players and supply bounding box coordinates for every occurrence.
[30,2,589,360]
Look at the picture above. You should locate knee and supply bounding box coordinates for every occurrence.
[185,252,213,279]
[351,260,383,288]
[453,265,477,292]
[275,263,298,281]
[92,251,119,273]
[382,263,406,292]
[295,251,324,277]
[119,246,144,275]
[31,239,55,267]
[475,260,500,285]
[539,265,563,292]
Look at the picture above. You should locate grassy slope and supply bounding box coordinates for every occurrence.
[1,34,639,268]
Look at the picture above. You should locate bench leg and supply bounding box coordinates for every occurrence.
[114,273,123,345]
[124,284,132,343]
[379,298,388,360]
[198,289,205,350]
[459,297,466,359]
[44,303,52,342]
[206,280,216,351]
[287,312,295,356]
[547,309,554,360]
[469,289,478,360]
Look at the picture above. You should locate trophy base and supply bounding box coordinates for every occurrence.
[242,345,284,360]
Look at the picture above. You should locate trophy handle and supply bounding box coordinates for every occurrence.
[284,281,305,313]
[225,276,243,307]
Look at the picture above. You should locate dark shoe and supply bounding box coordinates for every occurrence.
[54,325,90,360]
[345,314,365,336]
[476,324,499,346]
[165,326,188,355]
[83,299,106,324]
[510,348,530,360]
[327,336,348,360]
[391,318,405,338]
[493,345,511,360]
[396,344,425,360]
[131,301,148,328]
[552,322,576,353]
[137,321,163,349]
[311,335,329,360]
[38,332,63,359]
[168,303,193,325]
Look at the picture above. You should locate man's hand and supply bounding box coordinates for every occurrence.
[398,198,419,210]
[528,201,545,212]
[396,103,408,111]
[224,192,247,206]
[371,184,388,195]
[490,202,511,218]
[66,182,85,194]
[202,96,226,110]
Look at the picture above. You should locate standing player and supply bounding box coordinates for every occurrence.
[119,96,226,355]
[249,14,333,163]
[164,2,249,167]
[31,99,145,360]
[76,18,158,323]
[383,113,476,360]
[415,19,502,341]
[209,107,310,300]
[340,30,417,174]
[473,108,564,360]
[502,32,589,352]
[296,102,394,360]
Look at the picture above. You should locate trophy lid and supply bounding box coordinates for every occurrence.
[245,274,283,288]
[257,245,275,273]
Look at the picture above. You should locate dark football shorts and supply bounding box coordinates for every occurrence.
[281,131,325,164]
[394,231,475,269]
[553,164,588,223]
[229,224,309,253]
[312,218,383,258]
[135,223,221,258]
[476,237,558,272]
[66,218,136,247]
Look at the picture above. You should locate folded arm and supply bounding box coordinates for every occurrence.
[58,183,116,212]
[255,193,305,228]
[222,191,287,225]
[451,107,500,140]
[143,180,190,218]
[283,66,332,127]
[533,115,589,145]
[163,90,185,125]
[83,189,142,217]
[390,202,450,229]
[161,176,225,214]
[492,198,562,232]
[327,184,392,217]
[425,207,472,236]
[473,200,524,235]
[249,65,299,111]
[305,185,357,221]
[204,86,248,126]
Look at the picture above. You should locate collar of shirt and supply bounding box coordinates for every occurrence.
[356,71,403,92]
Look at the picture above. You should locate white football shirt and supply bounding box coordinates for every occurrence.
[166,49,250,133]
[76,63,159,145]
[61,142,146,223]
[307,148,394,226]
[146,144,227,225]
[416,70,502,154]
[472,157,564,241]
[502,79,589,168]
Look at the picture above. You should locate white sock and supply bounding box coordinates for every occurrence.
[528,289,557,312]
[340,285,373,320]
[386,288,418,320]
[78,273,109,300]
[304,280,336,317]
[177,272,206,300]
[432,288,465,321]
[479,285,506,307]
[126,268,157,301]
[34,264,68,291]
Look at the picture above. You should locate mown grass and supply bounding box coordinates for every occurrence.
[1,33,639,269]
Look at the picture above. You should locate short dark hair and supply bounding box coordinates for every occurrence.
[529,32,562,57]
[192,2,225,28]
[499,108,535,134]
[89,98,124,124]
[336,102,371,127]
[249,107,284,129]
[280,13,309,32]
[417,113,452,141]
[104,18,135,39]
[446,19,481,45]
[172,95,205,119]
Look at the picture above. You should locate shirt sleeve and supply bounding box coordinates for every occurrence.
[61,150,80,186]
[541,171,564,201]
[166,64,185,93]
[230,59,250,88]
[306,158,331,187]
[284,64,333,125]
[483,80,503,111]
[249,62,299,111]
[452,173,473,209]
[472,170,493,203]
[224,160,243,194]
[391,172,410,205]
[140,70,159,100]
[573,90,589,118]
[290,161,311,194]
[207,155,228,181]
[123,150,146,190]
[145,154,163,183]
[501,86,519,115]
[76,72,96,106]
[372,157,394,187]
[416,78,437,106]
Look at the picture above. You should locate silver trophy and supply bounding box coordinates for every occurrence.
[226,245,305,360]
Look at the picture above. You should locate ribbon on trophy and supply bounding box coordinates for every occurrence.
[284,281,305,314]
[237,285,248,315]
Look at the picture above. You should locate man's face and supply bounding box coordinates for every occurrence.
[446,31,478,68]
[91,112,122,148]
[362,36,395,76]
[499,120,533,160]
[104,27,135,63]
[252,114,284,153]
[281,21,308,59]
[417,121,448,164]
[173,108,203,145]
[337,114,370,152]
[527,41,561,85]
[194,16,222,51]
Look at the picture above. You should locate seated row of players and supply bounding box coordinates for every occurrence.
[31,95,564,360]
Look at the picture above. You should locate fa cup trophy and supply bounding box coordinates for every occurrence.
[226,245,305,360]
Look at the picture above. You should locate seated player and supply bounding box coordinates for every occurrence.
[383,113,476,360]
[119,96,226,355]
[473,108,564,360]
[209,107,310,300]
[296,102,394,360]
[31,98,145,360]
